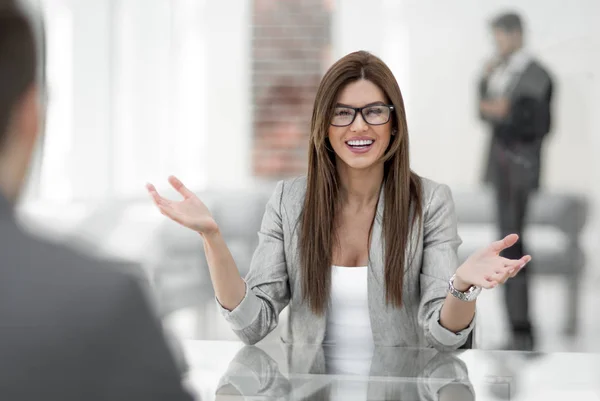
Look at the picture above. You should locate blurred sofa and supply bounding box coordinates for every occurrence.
[146,188,273,318]
[147,184,588,337]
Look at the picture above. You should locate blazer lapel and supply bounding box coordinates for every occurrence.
[368,185,386,343]
[368,184,385,282]
[367,183,422,345]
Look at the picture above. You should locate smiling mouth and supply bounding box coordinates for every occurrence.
[345,139,374,149]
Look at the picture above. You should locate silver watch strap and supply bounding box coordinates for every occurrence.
[448,274,481,302]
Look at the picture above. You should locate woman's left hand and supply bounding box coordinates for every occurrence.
[454,234,531,291]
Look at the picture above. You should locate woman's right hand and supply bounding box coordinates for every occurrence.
[146,175,219,235]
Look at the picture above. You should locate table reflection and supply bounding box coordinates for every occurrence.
[215,345,474,400]
[183,341,600,401]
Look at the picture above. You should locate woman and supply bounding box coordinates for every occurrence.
[147,51,530,350]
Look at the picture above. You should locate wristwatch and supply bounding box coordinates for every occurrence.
[448,274,482,302]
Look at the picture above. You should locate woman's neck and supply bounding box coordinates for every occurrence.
[337,162,384,209]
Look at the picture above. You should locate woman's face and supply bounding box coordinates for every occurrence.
[327,79,393,171]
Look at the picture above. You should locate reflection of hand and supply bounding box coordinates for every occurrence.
[438,382,474,401]
[418,351,474,401]
[455,234,531,290]
[146,176,219,236]
[216,346,291,398]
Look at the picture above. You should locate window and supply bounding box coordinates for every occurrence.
[38,0,73,202]
[33,0,207,202]
[112,0,207,197]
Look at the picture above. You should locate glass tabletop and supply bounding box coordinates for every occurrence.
[181,341,600,401]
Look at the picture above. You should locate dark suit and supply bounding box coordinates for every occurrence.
[479,58,553,341]
[0,195,194,401]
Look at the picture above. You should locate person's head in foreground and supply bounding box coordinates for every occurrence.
[0,0,41,203]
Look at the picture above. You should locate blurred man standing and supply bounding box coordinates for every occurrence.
[0,2,193,399]
[478,12,553,351]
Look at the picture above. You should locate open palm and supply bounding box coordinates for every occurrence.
[456,234,532,290]
[146,176,218,235]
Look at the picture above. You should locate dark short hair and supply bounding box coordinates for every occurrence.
[0,0,37,148]
[491,12,523,34]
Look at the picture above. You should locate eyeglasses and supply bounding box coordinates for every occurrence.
[331,104,395,127]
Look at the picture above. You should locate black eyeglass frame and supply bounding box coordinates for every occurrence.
[330,104,395,127]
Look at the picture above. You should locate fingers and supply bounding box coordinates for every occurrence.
[503,255,531,271]
[146,182,188,226]
[158,204,184,225]
[509,269,521,279]
[509,255,531,277]
[499,257,517,267]
[488,233,519,253]
[478,279,498,290]
[168,175,194,199]
[146,183,169,208]
[519,255,532,267]
[486,255,531,283]
[493,267,522,283]
[486,270,510,285]
[502,255,531,268]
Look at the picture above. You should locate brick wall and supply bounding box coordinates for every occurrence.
[252,0,332,178]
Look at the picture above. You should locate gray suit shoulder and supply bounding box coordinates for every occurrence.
[521,60,553,97]
[277,175,308,210]
[529,59,551,78]
[11,228,147,298]
[0,225,153,340]
[281,175,307,196]
[418,176,454,209]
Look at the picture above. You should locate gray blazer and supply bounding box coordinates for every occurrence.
[218,176,474,350]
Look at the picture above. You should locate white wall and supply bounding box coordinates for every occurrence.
[333,0,411,117]
[112,0,174,197]
[114,0,252,194]
[110,0,213,197]
[335,0,600,193]
[33,0,113,201]
[35,0,251,201]
[203,0,252,190]
[69,0,113,199]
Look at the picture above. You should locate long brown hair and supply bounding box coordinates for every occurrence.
[299,50,423,315]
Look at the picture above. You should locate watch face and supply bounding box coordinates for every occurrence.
[466,286,482,301]
[448,275,481,301]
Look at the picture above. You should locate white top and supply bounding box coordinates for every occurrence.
[323,265,375,378]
